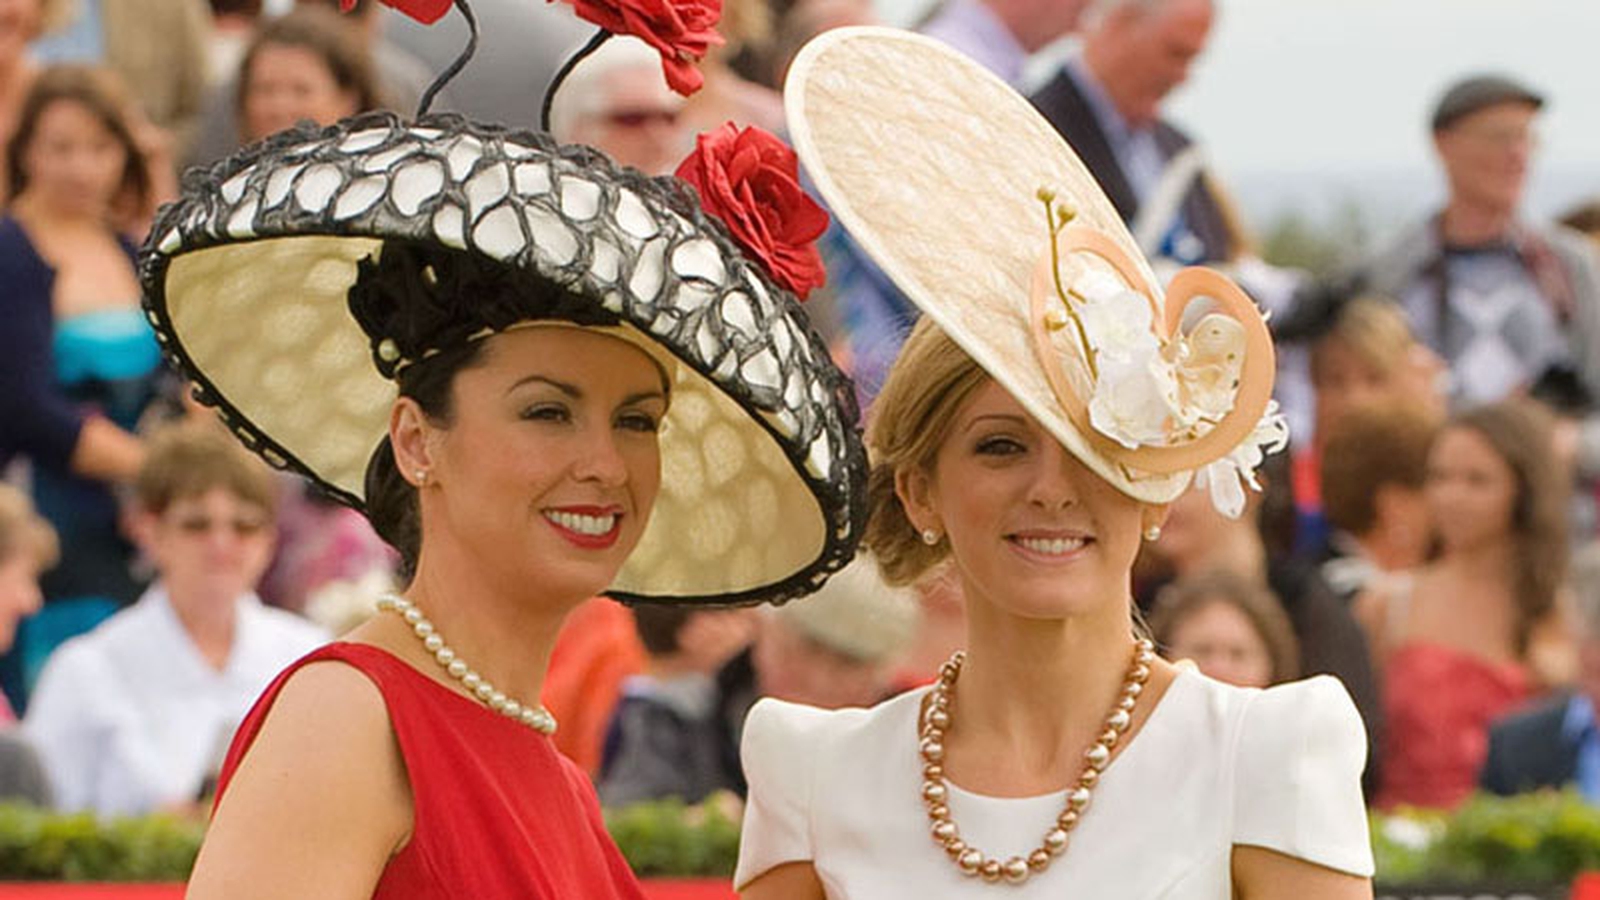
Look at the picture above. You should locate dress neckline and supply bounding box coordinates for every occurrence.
[326,640,556,742]
[940,665,1196,803]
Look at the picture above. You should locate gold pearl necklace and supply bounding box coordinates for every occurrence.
[377,593,558,735]
[919,638,1155,885]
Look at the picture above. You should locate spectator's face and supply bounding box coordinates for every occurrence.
[752,620,887,709]
[1163,598,1273,688]
[1100,0,1213,127]
[0,550,45,654]
[571,72,687,177]
[19,98,128,218]
[242,42,359,142]
[902,380,1149,622]
[403,329,665,605]
[1425,426,1517,552]
[1312,338,1445,442]
[0,0,43,65]
[144,488,275,605]
[1434,102,1538,215]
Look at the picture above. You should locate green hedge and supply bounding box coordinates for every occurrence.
[8,790,1600,883]
[1375,790,1600,886]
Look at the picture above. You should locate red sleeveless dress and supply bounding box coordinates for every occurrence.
[214,642,647,899]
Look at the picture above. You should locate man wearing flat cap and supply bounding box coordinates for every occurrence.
[1361,73,1600,414]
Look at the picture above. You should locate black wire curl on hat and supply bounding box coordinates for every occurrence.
[139,103,867,607]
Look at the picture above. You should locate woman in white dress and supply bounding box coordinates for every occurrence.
[735,28,1374,899]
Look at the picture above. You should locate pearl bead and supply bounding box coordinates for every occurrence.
[1086,744,1110,767]
[1117,695,1136,712]
[1108,709,1131,731]
[462,672,482,691]
[921,781,947,804]
[928,804,949,820]
[1044,828,1069,854]
[958,849,983,874]
[403,608,423,625]
[447,659,468,679]
[928,708,950,730]
[473,682,494,701]
[1101,728,1120,747]
[503,701,522,718]
[945,838,967,858]
[413,620,434,638]
[923,764,944,780]
[1125,681,1144,698]
[1069,787,1091,811]
[920,738,945,762]
[423,634,445,653]
[1058,810,1079,829]
[980,859,1002,882]
[488,692,508,711]
[932,820,958,842]
[1131,664,1150,683]
[1002,857,1029,883]
[1028,849,1051,871]
[1079,768,1099,788]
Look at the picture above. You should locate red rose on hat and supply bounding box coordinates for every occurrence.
[344,0,454,24]
[676,123,829,300]
[563,0,724,95]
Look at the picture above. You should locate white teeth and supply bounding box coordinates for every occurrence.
[1016,536,1087,556]
[544,510,617,536]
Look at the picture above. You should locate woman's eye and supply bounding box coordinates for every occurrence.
[521,404,570,422]
[617,412,661,433]
[975,436,1024,456]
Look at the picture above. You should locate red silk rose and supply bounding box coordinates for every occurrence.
[561,0,723,95]
[675,123,829,300]
[343,0,454,24]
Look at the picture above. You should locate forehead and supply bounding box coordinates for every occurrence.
[600,69,681,110]
[163,485,268,512]
[471,327,667,391]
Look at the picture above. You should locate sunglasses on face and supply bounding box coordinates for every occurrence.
[604,108,680,128]
[169,515,271,538]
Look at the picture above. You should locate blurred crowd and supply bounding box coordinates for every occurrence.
[3,0,1600,823]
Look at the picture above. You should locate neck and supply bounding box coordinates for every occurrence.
[953,587,1138,769]
[1079,42,1140,127]
[1440,200,1515,246]
[1439,537,1517,585]
[1173,528,1265,583]
[11,193,108,231]
[1357,522,1426,572]
[165,585,239,671]
[402,547,575,708]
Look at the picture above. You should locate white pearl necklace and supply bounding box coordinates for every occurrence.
[376,593,558,735]
[919,638,1155,885]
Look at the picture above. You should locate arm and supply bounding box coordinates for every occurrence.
[186,662,411,900]
[68,415,146,484]
[1232,846,1371,900]
[740,861,825,900]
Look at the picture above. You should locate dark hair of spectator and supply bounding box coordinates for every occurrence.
[209,0,263,16]
[632,606,694,655]
[1150,569,1301,684]
[4,65,153,217]
[236,6,383,120]
[1308,296,1417,387]
[1559,200,1600,240]
[136,423,278,519]
[1320,402,1438,537]
[1441,399,1569,657]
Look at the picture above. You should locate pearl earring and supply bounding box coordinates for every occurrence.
[921,529,940,546]
[415,470,429,486]
[1143,525,1162,542]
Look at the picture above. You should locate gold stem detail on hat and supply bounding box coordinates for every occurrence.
[1036,189,1099,380]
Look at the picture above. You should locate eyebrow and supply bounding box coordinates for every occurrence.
[507,375,668,407]
[963,413,1030,434]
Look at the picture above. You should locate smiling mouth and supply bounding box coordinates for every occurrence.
[1007,534,1093,558]
[541,508,624,549]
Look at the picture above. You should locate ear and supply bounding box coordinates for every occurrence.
[894,463,941,536]
[389,397,437,489]
[126,507,161,554]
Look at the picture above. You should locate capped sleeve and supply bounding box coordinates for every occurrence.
[1233,675,1374,877]
[734,698,830,890]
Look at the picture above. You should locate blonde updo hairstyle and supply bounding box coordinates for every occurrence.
[863,318,989,587]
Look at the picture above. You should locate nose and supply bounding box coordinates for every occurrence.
[572,421,629,487]
[1027,437,1081,510]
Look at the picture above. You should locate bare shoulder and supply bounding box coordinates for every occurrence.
[187,660,412,900]
[1231,845,1372,900]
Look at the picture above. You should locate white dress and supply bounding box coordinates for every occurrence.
[735,669,1374,898]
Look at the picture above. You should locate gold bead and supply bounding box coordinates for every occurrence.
[1109,709,1132,731]
[1003,857,1030,883]
[1131,663,1151,683]
[1101,728,1120,747]
[1058,810,1079,829]
[921,781,947,804]
[1029,849,1052,871]
[923,764,944,780]
[1044,828,1069,854]
[958,849,984,874]
[1125,681,1145,698]
[920,739,945,763]
[928,708,950,730]
[980,859,1002,882]
[932,820,959,842]
[1069,787,1092,811]
[1117,695,1137,712]
[945,837,967,858]
[1079,768,1099,788]
[927,804,949,820]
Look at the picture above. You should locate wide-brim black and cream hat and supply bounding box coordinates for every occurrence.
[786,29,1286,515]
[140,111,867,606]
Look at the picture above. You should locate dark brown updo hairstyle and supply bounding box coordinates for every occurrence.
[353,241,628,582]
[5,64,153,217]
[862,318,989,586]
[1438,399,1569,657]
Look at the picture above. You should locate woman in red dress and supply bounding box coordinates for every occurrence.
[1369,399,1573,809]
[141,6,864,895]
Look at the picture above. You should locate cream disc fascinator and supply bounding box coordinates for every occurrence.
[139,110,867,606]
[786,28,1286,514]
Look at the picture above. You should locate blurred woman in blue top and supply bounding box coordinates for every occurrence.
[0,64,171,707]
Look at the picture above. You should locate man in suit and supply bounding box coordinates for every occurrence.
[1481,544,1600,798]
[1029,0,1236,265]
